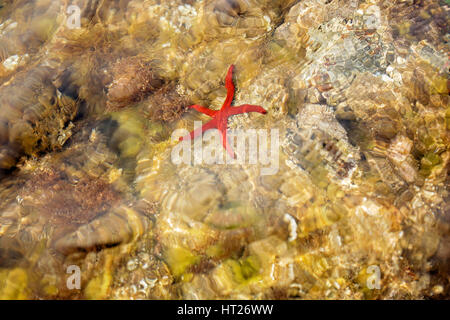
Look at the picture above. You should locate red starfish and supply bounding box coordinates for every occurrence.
[179,65,267,158]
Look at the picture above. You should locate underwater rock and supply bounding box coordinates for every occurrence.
[106,57,164,110]
[0,117,136,264]
[387,135,418,184]
[23,167,120,227]
[54,205,150,254]
[0,66,78,171]
[111,243,176,299]
[0,0,61,83]
[204,0,273,39]
[283,104,360,187]
[0,268,29,299]
[144,83,189,122]
[388,0,449,50]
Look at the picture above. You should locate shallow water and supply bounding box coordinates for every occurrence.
[0,0,449,299]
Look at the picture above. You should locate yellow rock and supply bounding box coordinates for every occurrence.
[0,268,29,300]
[85,261,113,300]
[164,246,200,278]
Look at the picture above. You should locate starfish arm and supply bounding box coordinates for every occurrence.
[189,105,217,117]
[222,130,236,159]
[218,121,235,158]
[227,104,267,116]
[221,64,236,111]
[179,118,218,141]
